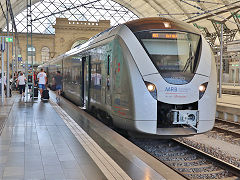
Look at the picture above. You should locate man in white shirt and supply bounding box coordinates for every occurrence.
[37,68,47,98]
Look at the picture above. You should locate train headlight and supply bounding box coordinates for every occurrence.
[199,85,206,92]
[199,82,208,99]
[147,83,156,92]
[145,82,157,99]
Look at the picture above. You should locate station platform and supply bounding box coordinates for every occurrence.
[217,86,240,122]
[219,84,240,95]
[0,93,184,180]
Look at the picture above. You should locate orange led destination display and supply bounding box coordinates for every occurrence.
[152,33,178,39]
[152,33,159,38]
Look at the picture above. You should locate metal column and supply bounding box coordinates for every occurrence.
[6,0,10,97]
[12,25,14,78]
[1,40,4,101]
[15,34,17,73]
[219,23,223,98]
[26,0,34,101]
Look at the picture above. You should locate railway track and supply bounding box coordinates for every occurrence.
[131,138,240,179]
[213,118,240,139]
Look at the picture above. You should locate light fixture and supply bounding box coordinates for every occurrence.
[163,22,171,28]
[147,83,156,92]
[199,84,206,92]
[145,81,157,99]
[199,82,208,99]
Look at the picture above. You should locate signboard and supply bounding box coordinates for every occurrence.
[5,37,13,43]
[18,57,22,62]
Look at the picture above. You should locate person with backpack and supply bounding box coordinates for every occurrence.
[37,69,47,99]
[16,72,26,98]
[53,71,63,102]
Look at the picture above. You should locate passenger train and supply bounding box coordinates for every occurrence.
[41,17,217,137]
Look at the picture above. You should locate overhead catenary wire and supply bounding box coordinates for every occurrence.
[180,0,240,26]
[184,0,225,5]
[184,0,240,21]
[158,12,201,16]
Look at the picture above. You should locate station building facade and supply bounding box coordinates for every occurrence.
[1,18,110,70]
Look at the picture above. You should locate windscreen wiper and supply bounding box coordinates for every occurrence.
[182,55,194,72]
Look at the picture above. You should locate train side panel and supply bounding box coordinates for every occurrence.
[62,55,82,105]
[197,39,217,133]
[111,36,157,133]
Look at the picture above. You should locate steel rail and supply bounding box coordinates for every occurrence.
[173,138,240,178]
[215,118,240,126]
[213,118,240,138]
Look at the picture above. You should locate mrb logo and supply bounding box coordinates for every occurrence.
[165,87,177,92]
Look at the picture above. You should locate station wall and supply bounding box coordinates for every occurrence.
[0,18,110,71]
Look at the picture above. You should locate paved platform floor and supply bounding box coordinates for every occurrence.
[217,94,240,107]
[0,93,183,180]
[0,96,110,180]
[217,85,240,108]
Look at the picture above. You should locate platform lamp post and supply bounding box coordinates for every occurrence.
[15,36,18,74]
[11,25,14,79]
[219,23,223,98]
[238,53,240,86]
[6,0,10,98]
[1,38,5,102]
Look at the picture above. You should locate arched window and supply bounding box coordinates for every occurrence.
[71,40,88,49]
[41,47,50,63]
[27,46,36,64]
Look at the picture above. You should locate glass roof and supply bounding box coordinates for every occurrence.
[4,0,138,34]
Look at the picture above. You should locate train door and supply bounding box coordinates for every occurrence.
[105,52,112,106]
[81,57,86,107]
[83,55,91,110]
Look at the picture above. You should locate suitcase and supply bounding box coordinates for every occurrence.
[51,85,56,91]
[42,89,49,100]
[34,87,38,98]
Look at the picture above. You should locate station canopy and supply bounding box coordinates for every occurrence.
[0,0,240,42]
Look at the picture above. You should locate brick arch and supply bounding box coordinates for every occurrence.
[54,18,110,57]
[70,38,89,49]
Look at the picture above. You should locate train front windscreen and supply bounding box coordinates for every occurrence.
[135,31,201,85]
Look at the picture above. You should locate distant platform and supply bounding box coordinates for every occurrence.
[218,85,240,95]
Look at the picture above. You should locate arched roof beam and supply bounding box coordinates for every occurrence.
[150,0,175,18]
[0,1,6,20]
[219,0,240,33]
[172,0,192,18]
[140,0,162,16]
[182,0,240,26]
[113,0,144,17]
[185,0,240,22]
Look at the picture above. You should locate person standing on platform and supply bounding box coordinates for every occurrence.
[37,68,47,98]
[0,73,2,96]
[53,71,63,102]
[16,72,26,98]
[28,71,33,94]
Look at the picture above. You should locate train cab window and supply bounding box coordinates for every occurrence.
[136,31,201,85]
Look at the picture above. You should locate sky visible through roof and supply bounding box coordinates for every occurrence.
[4,0,138,34]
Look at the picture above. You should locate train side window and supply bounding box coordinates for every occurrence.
[107,55,110,75]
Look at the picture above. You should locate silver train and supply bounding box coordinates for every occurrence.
[42,17,217,137]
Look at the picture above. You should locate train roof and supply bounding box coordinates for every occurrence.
[125,17,200,35]
[42,17,201,67]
